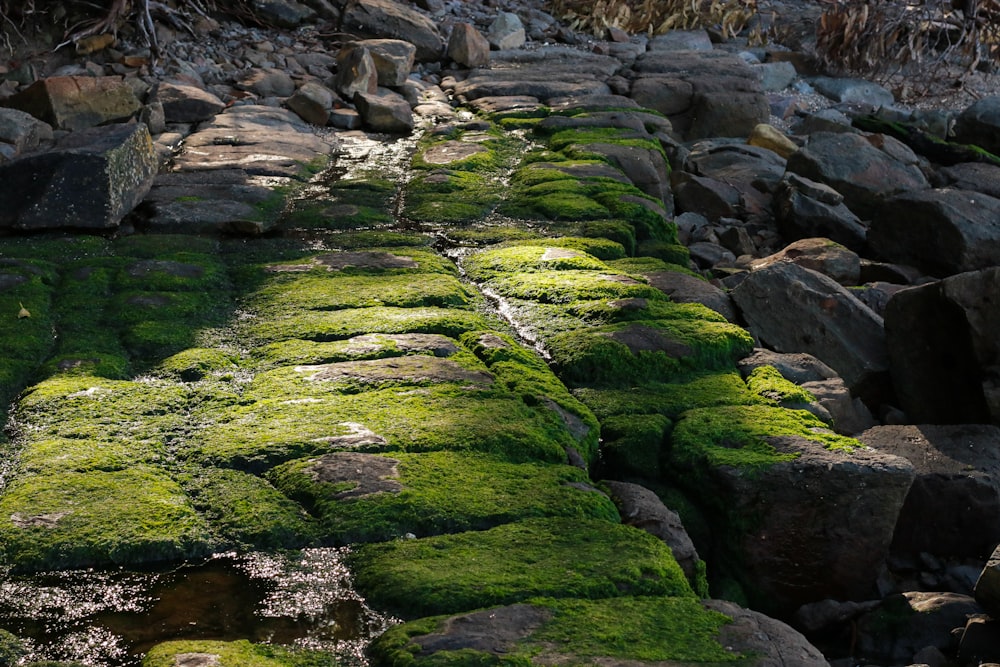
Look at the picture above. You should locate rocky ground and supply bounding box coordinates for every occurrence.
[2,0,1000,666]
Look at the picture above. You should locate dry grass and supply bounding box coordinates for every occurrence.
[546,0,764,40]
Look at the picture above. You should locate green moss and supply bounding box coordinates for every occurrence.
[497,236,626,260]
[245,306,494,345]
[0,629,27,667]
[573,220,636,255]
[597,413,671,478]
[635,239,691,266]
[546,127,667,161]
[269,451,617,544]
[745,365,816,405]
[142,640,336,667]
[463,245,610,281]
[284,199,393,230]
[606,256,701,277]
[568,298,728,325]
[484,270,661,304]
[0,466,213,572]
[403,170,501,224]
[372,596,744,667]
[329,232,431,249]
[547,320,754,387]
[350,517,693,619]
[0,267,56,406]
[573,371,761,421]
[180,467,317,549]
[16,437,164,474]
[669,405,861,472]
[155,348,240,382]
[114,254,230,294]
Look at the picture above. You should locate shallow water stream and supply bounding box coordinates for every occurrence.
[0,549,395,666]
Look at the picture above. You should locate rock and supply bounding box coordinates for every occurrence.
[938,162,1000,199]
[856,592,983,665]
[643,270,737,322]
[335,44,379,100]
[869,188,1000,277]
[358,39,416,87]
[251,0,315,27]
[731,262,890,405]
[751,238,861,286]
[447,23,490,69]
[810,76,895,107]
[802,377,877,435]
[0,122,157,230]
[676,430,914,615]
[705,599,831,665]
[687,241,735,269]
[648,30,713,51]
[487,12,526,50]
[859,424,1000,559]
[172,105,336,179]
[958,615,1000,666]
[748,123,798,158]
[449,47,617,103]
[602,480,700,583]
[684,140,788,193]
[786,131,930,219]
[575,141,672,209]
[341,0,444,62]
[0,107,53,160]
[775,172,868,251]
[1,75,141,131]
[141,168,286,235]
[151,81,226,123]
[673,173,741,221]
[236,67,296,98]
[354,88,414,133]
[285,81,336,126]
[329,107,362,129]
[754,61,798,92]
[791,107,856,135]
[737,349,839,385]
[953,95,1000,155]
[793,598,880,634]
[632,50,769,139]
[884,267,1000,424]
[975,545,1000,617]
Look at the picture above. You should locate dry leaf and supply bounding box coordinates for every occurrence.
[17,302,30,319]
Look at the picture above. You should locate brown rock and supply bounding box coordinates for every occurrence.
[447,23,490,68]
[1,75,140,131]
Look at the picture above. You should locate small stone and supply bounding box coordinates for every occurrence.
[748,123,798,159]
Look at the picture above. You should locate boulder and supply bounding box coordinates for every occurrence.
[684,140,787,193]
[359,39,416,87]
[883,267,1000,424]
[975,545,1000,617]
[251,0,315,27]
[750,238,861,286]
[575,141,672,209]
[802,377,877,435]
[487,12,526,50]
[953,95,1000,155]
[1,75,141,131]
[643,270,736,322]
[810,76,894,107]
[748,122,799,158]
[774,172,868,251]
[285,81,336,126]
[855,592,983,665]
[335,44,379,99]
[869,188,1000,277]
[938,162,1000,199]
[785,131,929,218]
[0,107,53,160]
[235,67,296,98]
[0,122,157,230]
[602,480,700,583]
[737,349,839,385]
[447,23,490,69]
[341,0,444,62]
[672,173,741,221]
[151,81,226,123]
[731,262,890,405]
[859,424,1000,559]
[354,89,414,133]
[958,615,1000,666]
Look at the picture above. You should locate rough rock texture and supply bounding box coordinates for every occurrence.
[706,599,831,666]
[487,12,526,50]
[151,81,226,123]
[341,0,444,62]
[1,75,141,131]
[0,107,53,162]
[859,424,1000,559]
[643,270,736,322]
[802,377,877,435]
[785,132,929,219]
[884,267,1000,424]
[361,39,417,87]
[603,480,700,582]
[774,173,868,251]
[953,95,1000,155]
[869,188,1000,277]
[731,262,890,405]
[737,349,839,385]
[750,238,861,286]
[354,89,414,133]
[285,81,336,126]
[447,23,490,68]
[975,545,1000,618]
[0,122,157,230]
[335,44,379,99]
[699,435,915,615]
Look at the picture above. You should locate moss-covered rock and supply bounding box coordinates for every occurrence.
[596,413,671,479]
[142,640,335,667]
[745,365,817,405]
[370,596,745,667]
[0,466,213,572]
[350,517,694,619]
[270,451,617,544]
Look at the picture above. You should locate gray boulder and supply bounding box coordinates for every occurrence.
[251,0,315,27]
[151,81,226,123]
[869,188,1000,277]
[360,39,416,87]
[643,270,736,322]
[737,349,839,384]
[775,172,868,251]
[802,377,878,435]
[341,0,444,62]
[750,237,861,286]
[335,44,379,99]
[810,76,894,107]
[859,424,1000,559]
[0,107,53,161]
[447,23,490,69]
[0,122,157,230]
[354,89,414,133]
[884,267,1000,424]
[286,81,336,126]
[938,162,1000,198]
[1,75,140,131]
[786,131,929,218]
[953,95,1000,155]
[487,12,526,50]
[731,262,890,405]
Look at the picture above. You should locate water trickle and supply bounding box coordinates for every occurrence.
[0,548,395,666]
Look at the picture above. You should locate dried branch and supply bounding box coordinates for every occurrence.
[547,0,764,40]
